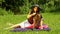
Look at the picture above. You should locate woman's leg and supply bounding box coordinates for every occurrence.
[19,20,31,28]
[10,20,29,29]
[7,20,31,29]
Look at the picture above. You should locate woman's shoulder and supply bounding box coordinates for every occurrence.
[38,13,42,16]
[38,14,43,18]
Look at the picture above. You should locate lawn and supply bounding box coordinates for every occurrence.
[0,13,60,34]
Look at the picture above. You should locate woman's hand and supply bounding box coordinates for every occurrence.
[40,26,43,29]
[32,13,36,16]
[27,13,36,18]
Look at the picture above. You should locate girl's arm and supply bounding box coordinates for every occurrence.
[27,13,36,19]
[39,14,43,29]
[40,18,44,29]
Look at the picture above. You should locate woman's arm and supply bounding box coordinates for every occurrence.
[27,13,36,19]
[40,18,44,29]
[39,14,43,29]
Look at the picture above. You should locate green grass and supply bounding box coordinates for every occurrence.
[0,13,60,34]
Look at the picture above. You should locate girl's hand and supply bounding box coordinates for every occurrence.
[32,13,36,16]
[27,13,36,18]
[40,26,43,29]
[39,26,43,29]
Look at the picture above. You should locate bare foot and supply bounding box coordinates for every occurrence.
[7,23,14,26]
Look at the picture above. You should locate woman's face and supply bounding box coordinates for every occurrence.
[33,6,38,12]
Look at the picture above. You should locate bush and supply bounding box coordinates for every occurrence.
[0,8,13,15]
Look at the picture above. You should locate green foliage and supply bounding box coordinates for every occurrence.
[42,0,60,13]
[0,8,8,15]
[0,8,13,15]
[0,0,60,15]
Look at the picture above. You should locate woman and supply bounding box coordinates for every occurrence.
[7,4,48,30]
[26,4,43,29]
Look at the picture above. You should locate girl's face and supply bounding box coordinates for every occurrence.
[33,6,38,12]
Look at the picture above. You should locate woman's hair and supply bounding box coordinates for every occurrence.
[30,4,42,14]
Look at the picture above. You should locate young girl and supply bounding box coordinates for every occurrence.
[7,4,48,30]
[26,4,43,29]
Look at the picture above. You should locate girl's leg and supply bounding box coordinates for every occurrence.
[7,23,21,28]
[13,25,21,29]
